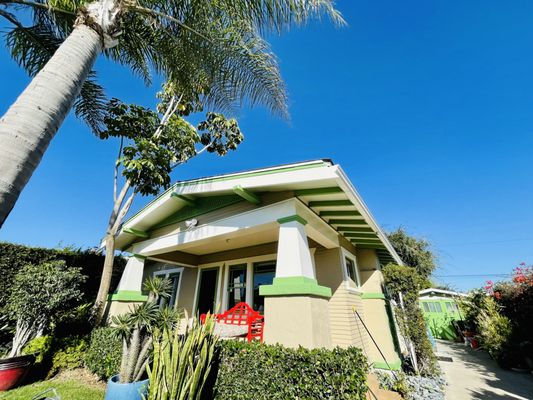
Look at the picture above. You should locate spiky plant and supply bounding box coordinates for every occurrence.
[146,314,218,400]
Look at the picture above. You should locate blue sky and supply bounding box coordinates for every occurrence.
[2,1,533,291]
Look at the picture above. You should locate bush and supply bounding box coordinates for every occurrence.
[476,297,511,359]
[0,242,126,312]
[85,327,122,380]
[382,264,438,376]
[213,340,369,399]
[22,335,88,378]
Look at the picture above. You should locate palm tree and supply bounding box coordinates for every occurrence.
[0,0,344,227]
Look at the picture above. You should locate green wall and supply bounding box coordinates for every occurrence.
[419,298,462,340]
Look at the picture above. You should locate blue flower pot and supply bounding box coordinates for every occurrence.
[104,374,149,400]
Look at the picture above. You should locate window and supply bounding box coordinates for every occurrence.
[446,302,458,312]
[153,267,183,309]
[343,252,360,289]
[253,261,276,313]
[434,302,442,313]
[423,302,430,312]
[227,264,247,310]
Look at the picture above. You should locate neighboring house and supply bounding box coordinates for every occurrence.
[419,288,466,341]
[106,159,403,370]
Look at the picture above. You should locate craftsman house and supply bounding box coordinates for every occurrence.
[106,159,403,370]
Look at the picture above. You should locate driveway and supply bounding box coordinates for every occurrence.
[436,340,533,400]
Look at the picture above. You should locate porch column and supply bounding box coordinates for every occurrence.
[260,215,333,349]
[105,255,148,321]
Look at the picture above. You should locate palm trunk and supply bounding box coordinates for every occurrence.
[0,24,102,227]
[94,233,116,324]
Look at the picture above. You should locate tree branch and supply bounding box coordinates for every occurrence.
[114,137,124,202]
[0,0,75,15]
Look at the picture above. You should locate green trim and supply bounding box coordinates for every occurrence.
[328,219,367,225]
[337,226,375,233]
[361,292,386,300]
[294,187,343,196]
[319,210,362,217]
[277,215,308,225]
[342,232,378,238]
[123,227,149,238]
[124,161,328,226]
[356,244,387,250]
[308,200,353,207]
[351,239,382,244]
[372,359,402,371]
[259,277,332,298]
[108,290,148,302]
[170,193,195,207]
[233,185,261,205]
[132,254,147,260]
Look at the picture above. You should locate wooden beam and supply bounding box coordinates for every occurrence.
[170,192,195,207]
[320,210,362,217]
[337,226,375,233]
[294,187,343,196]
[123,227,149,238]
[308,200,353,207]
[342,232,378,238]
[233,185,261,205]
[328,219,367,225]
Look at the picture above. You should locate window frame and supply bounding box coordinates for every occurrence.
[340,248,361,292]
[153,266,184,309]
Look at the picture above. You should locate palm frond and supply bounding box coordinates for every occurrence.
[74,73,107,134]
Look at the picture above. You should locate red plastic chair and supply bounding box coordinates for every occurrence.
[200,302,264,343]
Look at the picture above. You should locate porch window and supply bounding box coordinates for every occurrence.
[153,267,183,309]
[253,261,276,313]
[227,264,247,310]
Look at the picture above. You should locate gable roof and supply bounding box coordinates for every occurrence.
[115,159,403,265]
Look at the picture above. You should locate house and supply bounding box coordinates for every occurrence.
[106,159,403,370]
[419,288,466,340]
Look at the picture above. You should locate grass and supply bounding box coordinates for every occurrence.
[0,378,105,400]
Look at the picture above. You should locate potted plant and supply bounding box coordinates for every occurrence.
[0,261,85,391]
[104,277,181,400]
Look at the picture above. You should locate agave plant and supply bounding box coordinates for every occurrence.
[146,314,218,400]
[111,276,181,383]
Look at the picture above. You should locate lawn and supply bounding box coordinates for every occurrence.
[0,379,104,400]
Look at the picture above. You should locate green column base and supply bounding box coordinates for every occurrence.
[107,290,148,302]
[259,277,332,298]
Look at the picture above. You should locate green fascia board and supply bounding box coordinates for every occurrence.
[170,192,195,207]
[319,210,362,217]
[277,214,308,226]
[123,227,149,238]
[108,290,148,302]
[308,200,353,207]
[372,359,402,371]
[123,160,328,227]
[294,187,343,196]
[342,232,378,238]
[361,292,386,300]
[337,226,375,233]
[233,185,261,205]
[259,276,332,298]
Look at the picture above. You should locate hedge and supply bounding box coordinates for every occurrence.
[0,242,126,311]
[213,340,369,400]
[85,327,122,380]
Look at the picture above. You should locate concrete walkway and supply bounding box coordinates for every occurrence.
[436,340,533,400]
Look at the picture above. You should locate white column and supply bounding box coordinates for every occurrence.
[275,217,315,279]
[115,255,145,292]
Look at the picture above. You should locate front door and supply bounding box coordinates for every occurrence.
[196,268,219,315]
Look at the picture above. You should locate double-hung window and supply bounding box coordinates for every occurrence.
[343,250,360,289]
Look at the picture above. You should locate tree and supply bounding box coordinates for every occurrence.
[387,228,437,283]
[6,260,85,357]
[93,87,244,322]
[0,0,344,227]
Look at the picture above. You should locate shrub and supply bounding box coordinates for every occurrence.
[23,336,53,363]
[85,327,122,380]
[0,242,126,312]
[476,297,511,359]
[382,264,438,376]
[213,340,369,399]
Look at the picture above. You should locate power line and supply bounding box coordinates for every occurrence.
[434,273,511,278]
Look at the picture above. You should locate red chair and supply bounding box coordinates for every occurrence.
[200,302,264,343]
